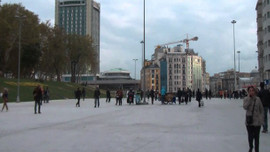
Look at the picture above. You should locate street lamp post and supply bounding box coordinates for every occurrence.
[237,51,240,72]
[15,11,26,103]
[142,0,147,103]
[231,20,237,91]
[133,59,138,80]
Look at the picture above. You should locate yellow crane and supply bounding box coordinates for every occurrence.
[156,35,198,49]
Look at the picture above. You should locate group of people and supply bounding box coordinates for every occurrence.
[243,82,269,152]
[1,85,50,114]
[106,88,149,105]
[74,87,100,108]
[1,82,269,152]
[218,89,247,99]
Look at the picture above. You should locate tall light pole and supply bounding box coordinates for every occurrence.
[140,41,144,67]
[237,51,240,72]
[231,20,237,91]
[133,59,138,80]
[142,0,147,103]
[15,10,26,102]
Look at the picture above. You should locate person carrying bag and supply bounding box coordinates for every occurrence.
[243,86,264,152]
[246,99,256,125]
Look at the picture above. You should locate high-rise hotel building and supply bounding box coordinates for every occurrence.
[55,0,100,74]
[256,0,270,81]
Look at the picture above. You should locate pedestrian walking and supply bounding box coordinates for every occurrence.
[161,87,166,104]
[75,88,82,107]
[118,89,123,106]
[150,89,155,104]
[147,90,150,101]
[135,88,142,104]
[115,88,123,106]
[184,88,188,104]
[94,86,100,108]
[44,87,49,103]
[33,85,42,114]
[127,89,134,104]
[188,88,192,102]
[243,86,264,152]
[205,89,208,99]
[1,88,8,112]
[106,89,111,103]
[209,89,212,100]
[196,89,202,107]
[258,82,270,133]
[82,87,86,101]
[177,88,182,104]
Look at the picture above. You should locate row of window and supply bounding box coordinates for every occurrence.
[263,0,270,7]
[62,8,84,13]
[264,54,270,63]
[264,25,270,34]
[263,39,270,49]
[169,75,186,81]
[169,69,186,75]
[169,64,186,68]
[60,1,84,5]
[168,57,186,63]
[263,11,270,21]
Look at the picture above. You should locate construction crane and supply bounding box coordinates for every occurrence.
[156,35,198,49]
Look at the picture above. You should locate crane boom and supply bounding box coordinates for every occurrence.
[156,36,198,49]
[157,40,184,47]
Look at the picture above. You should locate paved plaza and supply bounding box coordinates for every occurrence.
[0,98,269,152]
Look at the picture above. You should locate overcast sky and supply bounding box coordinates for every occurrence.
[2,0,258,78]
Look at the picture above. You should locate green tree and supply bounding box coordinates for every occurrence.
[39,23,67,81]
[66,34,96,83]
[0,4,40,78]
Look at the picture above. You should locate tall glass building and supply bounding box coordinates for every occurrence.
[55,0,100,74]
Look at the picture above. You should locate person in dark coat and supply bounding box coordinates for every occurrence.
[33,85,42,114]
[258,82,270,133]
[205,89,208,99]
[43,87,49,103]
[177,88,182,104]
[75,88,82,107]
[196,89,202,107]
[184,88,188,104]
[188,88,192,102]
[150,89,155,104]
[1,88,8,112]
[209,89,212,100]
[106,89,111,103]
[127,89,134,104]
[94,86,100,108]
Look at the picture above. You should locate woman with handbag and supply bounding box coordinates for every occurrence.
[243,86,264,152]
[1,88,8,112]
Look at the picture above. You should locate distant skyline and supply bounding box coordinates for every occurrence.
[2,0,258,77]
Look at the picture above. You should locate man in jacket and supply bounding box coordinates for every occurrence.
[75,88,82,107]
[196,89,202,107]
[177,88,182,104]
[33,85,42,114]
[258,82,270,133]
